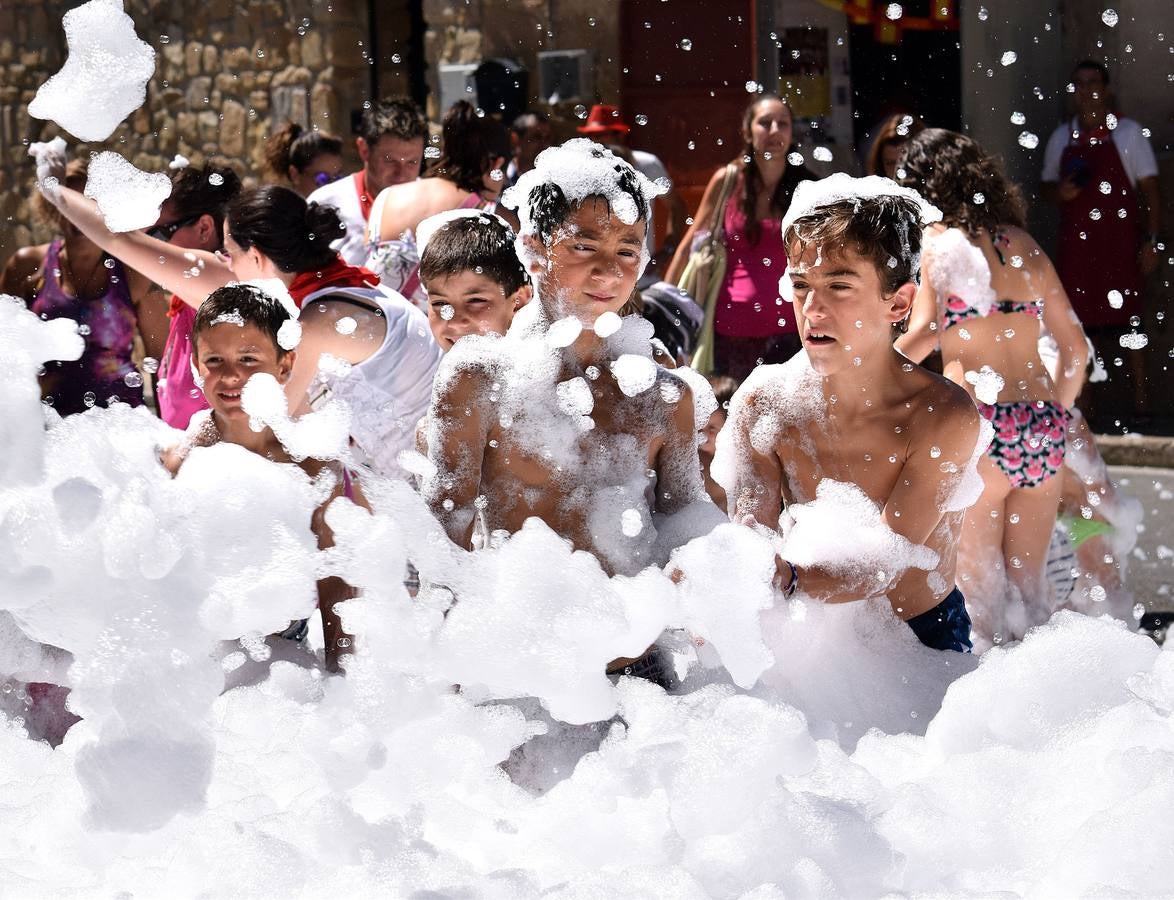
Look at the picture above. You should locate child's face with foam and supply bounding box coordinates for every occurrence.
[534,198,646,325]
[194,321,293,419]
[786,241,913,377]
[425,270,528,351]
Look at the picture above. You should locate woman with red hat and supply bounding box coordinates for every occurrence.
[665,94,815,381]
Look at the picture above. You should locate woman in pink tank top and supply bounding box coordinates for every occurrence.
[667,95,815,381]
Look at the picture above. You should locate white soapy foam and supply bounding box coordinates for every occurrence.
[2,288,1171,896]
[924,227,998,317]
[83,151,172,233]
[240,373,352,462]
[780,172,942,237]
[27,0,155,142]
[965,364,1005,404]
[610,354,658,397]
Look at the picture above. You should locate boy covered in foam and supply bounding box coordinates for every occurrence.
[714,176,984,652]
[422,139,719,676]
[162,284,360,672]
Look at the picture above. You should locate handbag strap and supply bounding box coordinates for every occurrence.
[708,163,740,243]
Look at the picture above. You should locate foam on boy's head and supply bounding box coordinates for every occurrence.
[780,173,942,297]
[500,139,668,271]
[192,283,296,355]
[418,209,528,297]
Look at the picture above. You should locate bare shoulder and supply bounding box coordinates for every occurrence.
[997,224,1045,258]
[908,367,981,443]
[1,244,49,296]
[433,335,507,404]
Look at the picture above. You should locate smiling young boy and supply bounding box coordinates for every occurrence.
[422,140,717,680]
[417,210,532,351]
[717,177,983,652]
[162,284,359,671]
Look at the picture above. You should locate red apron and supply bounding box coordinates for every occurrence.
[1056,121,1142,329]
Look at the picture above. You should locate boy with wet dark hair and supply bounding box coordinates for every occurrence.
[417,210,531,351]
[717,176,983,653]
[163,283,361,672]
[423,140,720,684]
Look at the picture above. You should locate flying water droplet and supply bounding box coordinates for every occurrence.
[1102,8,1119,27]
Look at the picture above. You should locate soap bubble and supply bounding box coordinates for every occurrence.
[1017,131,1040,149]
[1102,8,1119,26]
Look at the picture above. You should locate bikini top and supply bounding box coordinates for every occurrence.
[926,228,1043,331]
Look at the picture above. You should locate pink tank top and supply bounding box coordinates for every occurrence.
[158,300,209,429]
[714,193,795,339]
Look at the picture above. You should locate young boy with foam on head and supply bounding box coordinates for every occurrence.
[417,209,532,351]
[162,283,362,673]
[714,175,984,653]
[422,139,721,681]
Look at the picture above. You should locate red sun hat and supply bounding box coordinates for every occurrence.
[577,104,631,136]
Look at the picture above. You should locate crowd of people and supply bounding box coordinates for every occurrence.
[6,57,1161,708]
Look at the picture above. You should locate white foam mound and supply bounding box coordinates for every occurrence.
[780,172,942,237]
[84,151,172,232]
[28,0,155,142]
[924,227,998,316]
[1,309,1171,895]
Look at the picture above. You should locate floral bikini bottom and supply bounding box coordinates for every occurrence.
[976,400,1070,489]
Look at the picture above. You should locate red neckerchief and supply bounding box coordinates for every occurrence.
[168,293,186,317]
[287,255,381,308]
[355,171,375,222]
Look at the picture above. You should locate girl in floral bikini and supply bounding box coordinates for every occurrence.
[896,129,1089,649]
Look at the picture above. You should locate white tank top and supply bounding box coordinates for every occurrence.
[303,284,442,479]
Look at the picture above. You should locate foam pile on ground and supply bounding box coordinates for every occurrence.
[83,151,172,232]
[28,0,155,142]
[2,310,1173,895]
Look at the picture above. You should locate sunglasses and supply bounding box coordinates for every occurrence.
[313,171,343,188]
[145,213,201,241]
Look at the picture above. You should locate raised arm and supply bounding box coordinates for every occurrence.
[724,387,785,528]
[45,185,231,307]
[663,166,735,285]
[422,364,492,549]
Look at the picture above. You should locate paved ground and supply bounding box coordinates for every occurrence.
[1112,466,1174,614]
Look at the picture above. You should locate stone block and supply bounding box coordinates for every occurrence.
[186,76,213,109]
[310,81,338,132]
[19,50,40,67]
[197,110,220,144]
[271,85,309,127]
[177,111,198,145]
[185,41,203,77]
[215,73,238,94]
[0,40,12,63]
[202,45,219,73]
[219,100,247,156]
[300,30,323,68]
[223,46,253,72]
[249,90,269,112]
[132,107,151,135]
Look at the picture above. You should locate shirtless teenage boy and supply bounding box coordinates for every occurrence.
[422,140,717,676]
[719,178,983,652]
[162,284,360,672]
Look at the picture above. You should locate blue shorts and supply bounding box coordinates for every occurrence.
[906,587,973,653]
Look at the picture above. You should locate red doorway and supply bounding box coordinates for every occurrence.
[619,0,757,219]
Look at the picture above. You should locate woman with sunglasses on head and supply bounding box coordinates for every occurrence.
[1,158,167,414]
[263,121,345,198]
[36,149,441,475]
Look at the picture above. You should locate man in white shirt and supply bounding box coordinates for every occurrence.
[1040,60,1162,427]
[576,104,688,273]
[308,98,428,265]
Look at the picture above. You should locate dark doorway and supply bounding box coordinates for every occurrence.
[848,22,961,157]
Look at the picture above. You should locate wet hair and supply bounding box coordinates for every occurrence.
[423,101,511,193]
[359,97,428,146]
[707,374,739,412]
[263,121,342,180]
[225,185,341,272]
[510,110,550,136]
[1073,59,1109,85]
[419,212,528,296]
[864,113,925,177]
[783,194,925,296]
[898,128,1025,237]
[191,283,292,356]
[737,93,812,246]
[525,146,651,247]
[34,158,88,231]
[168,164,242,246]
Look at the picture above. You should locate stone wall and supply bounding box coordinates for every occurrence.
[0,0,373,269]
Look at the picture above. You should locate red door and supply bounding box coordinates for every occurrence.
[620,0,757,218]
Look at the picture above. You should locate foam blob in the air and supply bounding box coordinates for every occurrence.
[28,0,155,141]
[84,152,172,232]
